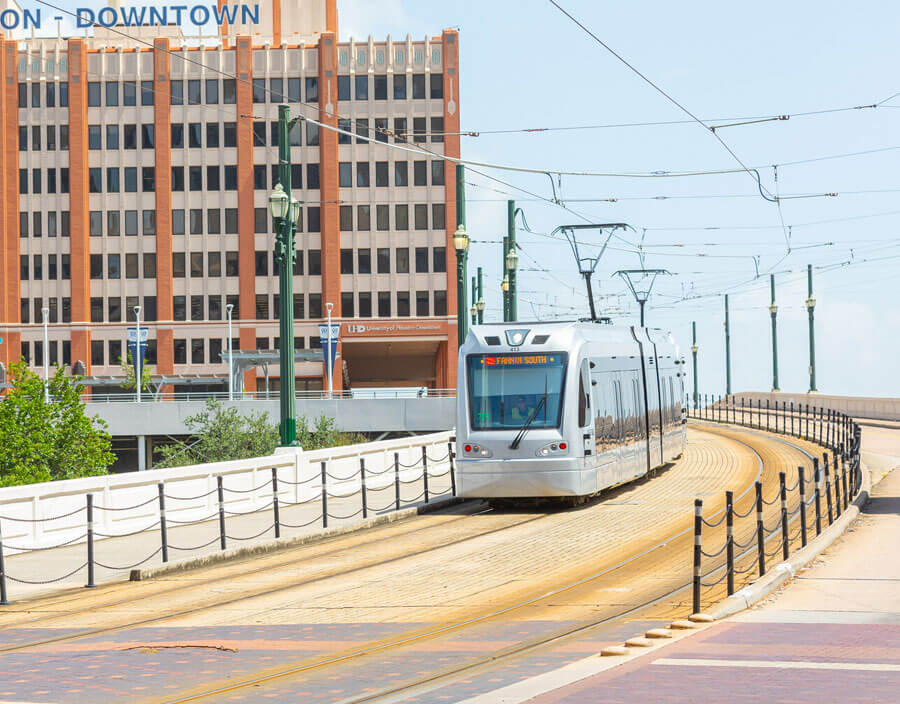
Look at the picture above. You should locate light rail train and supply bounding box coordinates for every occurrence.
[455,321,685,499]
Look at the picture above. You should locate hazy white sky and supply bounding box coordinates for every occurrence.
[26,1,900,398]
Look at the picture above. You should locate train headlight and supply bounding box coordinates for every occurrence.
[462,443,492,458]
[536,442,569,457]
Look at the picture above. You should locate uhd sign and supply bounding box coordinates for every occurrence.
[0,4,261,31]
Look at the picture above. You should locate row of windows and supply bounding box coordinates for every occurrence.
[19,211,69,238]
[17,82,69,109]
[339,160,445,188]
[18,74,443,112]
[335,73,443,102]
[338,247,446,275]
[18,125,69,151]
[340,203,446,232]
[20,297,70,324]
[21,339,72,368]
[19,254,70,281]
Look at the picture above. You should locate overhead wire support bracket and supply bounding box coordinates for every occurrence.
[554,223,635,321]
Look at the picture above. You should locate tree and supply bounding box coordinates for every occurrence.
[155,400,364,468]
[0,361,114,487]
[118,351,153,392]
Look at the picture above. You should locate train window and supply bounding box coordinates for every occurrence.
[578,362,589,428]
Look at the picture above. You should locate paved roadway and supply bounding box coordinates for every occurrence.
[472,426,900,704]
[0,423,830,703]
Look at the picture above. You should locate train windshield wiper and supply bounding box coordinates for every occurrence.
[509,394,547,450]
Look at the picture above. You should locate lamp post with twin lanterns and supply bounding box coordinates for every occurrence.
[269,104,303,446]
[476,266,485,323]
[505,246,519,322]
[454,223,470,346]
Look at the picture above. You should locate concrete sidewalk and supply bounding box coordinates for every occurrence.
[460,427,900,704]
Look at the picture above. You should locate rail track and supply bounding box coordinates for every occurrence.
[0,425,835,704]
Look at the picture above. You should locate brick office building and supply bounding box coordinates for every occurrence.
[0,0,461,394]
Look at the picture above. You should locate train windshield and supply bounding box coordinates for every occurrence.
[466,353,568,431]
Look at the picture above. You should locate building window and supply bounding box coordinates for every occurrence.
[288,77,301,102]
[377,248,390,274]
[355,74,368,100]
[108,297,122,323]
[224,165,237,190]
[141,80,154,105]
[91,339,104,366]
[188,123,202,148]
[395,205,409,230]
[191,295,204,321]
[252,78,266,103]
[434,291,447,316]
[207,165,220,191]
[190,252,204,278]
[307,206,321,232]
[89,211,103,237]
[432,160,445,185]
[396,247,410,273]
[394,74,406,100]
[356,205,371,231]
[142,167,155,192]
[191,339,205,364]
[374,74,387,100]
[430,73,443,99]
[174,338,186,363]
[254,208,268,234]
[254,164,267,190]
[206,123,219,148]
[375,118,388,143]
[124,167,138,192]
[253,121,266,146]
[143,253,156,279]
[308,250,322,275]
[356,162,370,187]
[340,249,353,274]
[339,206,353,231]
[208,296,222,321]
[338,75,350,101]
[416,291,429,316]
[307,164,320,190]
[125,210,138,236]
[142,124,154,148]
[305,77,318,102]
[415,247,429,272]
[48,254,58,280]
[88,125,101,150]
[187,79,202,105]
[414,161,427,186]
[189,166,202,191]
[171,124,184,148]
[88,81,101,106]
[433,204,446,230]
[208,209,221,234]
[431,117,444,143]
[359,292,372,318]
[395,162,408,186]
[209,339,223,365]
[413,117,427,144]
[174,296,186,321]
[338,162,351,188]
[309,294,322,318]
[377,292,391,317]
[123,124,136,149]
[397,292,410,317]
[376,204,390,231]
[126,253,139,279]
[341,292,354,318]
[306,121,319,146]
[172,167,185,191]
[394,117,407,143]
[173,252,186,278]
[142,210,156,236]
[170,80,183,105]
[107,254,121,279]
[412,74,426,99]
[190,209,203,235]
[433,247,447,273]
[224,122,236,147]
[90,296,104,322]
[223,79,236,104]
[207,252,221,277]
[415,204,428,230]
[105,81,119,106]
[123,80,136,106]
[255,294,269,320]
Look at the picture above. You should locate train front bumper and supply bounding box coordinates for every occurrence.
[456,457,588,498]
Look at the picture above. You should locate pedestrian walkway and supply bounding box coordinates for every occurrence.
[461,428,900,704]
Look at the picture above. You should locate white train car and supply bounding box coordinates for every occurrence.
[455,321,685,498]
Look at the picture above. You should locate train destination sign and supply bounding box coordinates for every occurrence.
[0,4,261,31]
[480,355,561,367]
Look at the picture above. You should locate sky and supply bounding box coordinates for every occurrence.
[21,0,900,398]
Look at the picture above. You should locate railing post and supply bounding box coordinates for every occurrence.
[798,466,808,548]
[321,461,328,529]
[448,442,457,496]
[85,493,96,588]
[756,481,766,577]
[805,403,809,440]
[780,471,789,561]
[790,401,794,437]
[823,453,834,525]
[726,490,734,596]
[158,482,169,563]
[741,396,745,426]
[421,446,430,504]
[360,458,368,519]
[813,457,822,536]
[766,399,770,432]
[394,452,401,510]
[833,451,842,516]
[271,467,281,539]
[217,476,226,550]
[0,518,9,605]
[842,455,850,509]
[692,498,702,615]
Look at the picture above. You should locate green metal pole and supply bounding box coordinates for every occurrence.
[806,264,817,392]
[471,275,477,325]
[276,104,296,446]
[724,294,731,396]
[507,200,517,322]
[477,266,484,324]
[456,165,467,347]
[502,235,509,322]
[691,321,698,407]
[770,274,780,392]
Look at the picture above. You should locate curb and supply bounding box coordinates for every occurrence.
[707,462,871,620]
[130,496,468,582]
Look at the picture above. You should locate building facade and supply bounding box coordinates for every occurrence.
[0,0,461,393]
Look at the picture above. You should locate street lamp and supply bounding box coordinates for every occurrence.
[501,275,510,294]
[769,274,779,392]
[476,296,485,323]
[806,264,817,393]
[505,247,519,322]
[269,182,290,219]
[225,303,234,401]
[470,304,477,326]
[325,301,334,398]
[691,321,698,408]
[41,306,49,403]
[133,305,142,403]
[453,224,469,346]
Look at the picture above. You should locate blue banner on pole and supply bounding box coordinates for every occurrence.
[127,327,149,383]
[318,323,341,375]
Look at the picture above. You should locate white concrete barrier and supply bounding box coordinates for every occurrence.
[723,392,900,422]
[0,431,453,554]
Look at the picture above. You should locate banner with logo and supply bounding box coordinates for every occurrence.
[127,327,149,384]
[318,323,341,375]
